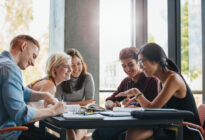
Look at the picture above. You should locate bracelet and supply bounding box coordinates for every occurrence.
[135,92,143,100]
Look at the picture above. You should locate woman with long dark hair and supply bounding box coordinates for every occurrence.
[116,43,201,140]
[55,48,94,140]
[56,48,95,106]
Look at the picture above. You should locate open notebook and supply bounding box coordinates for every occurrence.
[65,104,105,113]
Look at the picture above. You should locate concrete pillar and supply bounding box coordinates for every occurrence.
[49,0,65,54]
[50,0,100,103]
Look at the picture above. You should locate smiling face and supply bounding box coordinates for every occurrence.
[121,58,141,79]
[18,42,39,70]
[71,56,83,78]
[138,54,158,77]
[55,59,72,82]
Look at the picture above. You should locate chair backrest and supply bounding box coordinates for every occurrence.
[0,126,28,133]
[198,104,205,127]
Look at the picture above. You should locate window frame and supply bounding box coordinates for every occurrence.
[99,0,205,103]
[202,0,205,103]
[168,0,205,102]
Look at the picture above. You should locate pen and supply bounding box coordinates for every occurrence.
[129,102,139,106]
[60,93,64,101]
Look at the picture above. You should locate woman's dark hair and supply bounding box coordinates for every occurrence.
[138,43,179,73]
[61,48,87,93]
[119,47,138,61]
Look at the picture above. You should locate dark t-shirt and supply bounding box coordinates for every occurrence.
[106,72,158,102]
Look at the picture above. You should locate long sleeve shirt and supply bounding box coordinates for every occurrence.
[0,51,35,140]
[55,72,95,103]
[106,72,158,102]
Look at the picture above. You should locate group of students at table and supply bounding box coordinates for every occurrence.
[0,34,201,140]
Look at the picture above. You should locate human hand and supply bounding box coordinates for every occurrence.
[52,101,66,115]
[115,88,140,98]
[105,100,121,110]
[124,97,136,107]
[91,100,96,104]
[43,92,58,107]
[122,98,130,105]
[105,100,114,109]
[114,101,121,108]
[87,99,96,104]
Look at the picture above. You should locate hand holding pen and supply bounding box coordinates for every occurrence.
[115,88,140,98]
[123,97,138,107]
[122,98,130,105]
[60,93,64,101]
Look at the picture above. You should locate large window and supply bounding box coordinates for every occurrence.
[180,0,202,105]
[147,0,168,54]
[0,0,49,85]
[99,0,203,106]
[99,0,132,105]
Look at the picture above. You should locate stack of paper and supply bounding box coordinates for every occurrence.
[65,105,81,113]
[63,112,104,120]
[100,111,131,117]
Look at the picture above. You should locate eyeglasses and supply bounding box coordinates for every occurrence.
[137,59,145,66]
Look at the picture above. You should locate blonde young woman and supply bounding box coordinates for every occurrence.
[28,53,72,108]
[27,53,76,139]
[29,52,91,140]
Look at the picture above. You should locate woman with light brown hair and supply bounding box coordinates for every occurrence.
[56,48,94,140]
[56,48,95,106]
